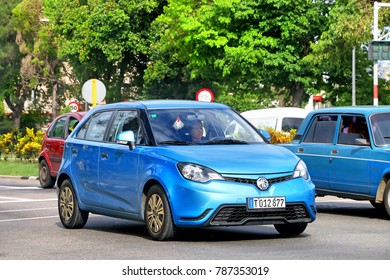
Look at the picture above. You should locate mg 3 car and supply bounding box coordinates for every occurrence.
[56,100,316,240]
[282,106,390,217]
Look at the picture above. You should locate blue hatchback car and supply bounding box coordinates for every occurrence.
[282,106,390,218]
[56,100,316,240]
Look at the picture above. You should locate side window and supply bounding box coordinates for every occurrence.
[338,115,369,145]
[303,115,337,143]
[76,111,112,141]
[108,110,144,144]
[68,117,80,134]
[48,117,66,139]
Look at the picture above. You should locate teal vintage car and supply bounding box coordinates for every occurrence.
[282,106,390,218]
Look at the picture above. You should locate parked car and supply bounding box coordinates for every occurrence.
[56,100,316,241]
[241,107,308,132]
[281,106,390,217]
[38,112,85,188]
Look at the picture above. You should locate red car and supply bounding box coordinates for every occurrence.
[38,112,86,188]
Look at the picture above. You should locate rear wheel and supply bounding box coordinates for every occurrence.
[145,185,177,241]
[58,179,89,229]
[39,159,55,188]
[274,222,308,236]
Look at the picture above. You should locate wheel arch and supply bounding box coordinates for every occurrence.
[375,174,390,203]
[141,179,168,220]
[38,154,55,177]
[56,173,71,192]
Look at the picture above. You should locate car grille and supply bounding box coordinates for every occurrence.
[223,175,292,186]
[209,204,310,226]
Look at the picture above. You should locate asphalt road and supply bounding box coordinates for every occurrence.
[1,177,390,260]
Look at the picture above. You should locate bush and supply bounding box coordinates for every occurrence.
[265,128,296,144]
[0,128,44,162]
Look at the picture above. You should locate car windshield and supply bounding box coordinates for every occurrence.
[370,113,390,146]
[147,108,265,145]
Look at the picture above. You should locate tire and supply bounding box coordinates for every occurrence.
[144,185,177,241]
[58,179,89,229]
[274,222,308,236]
[384,182,390,218]
[39,159,55,189]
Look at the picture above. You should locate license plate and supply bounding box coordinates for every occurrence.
[247,196,286,210]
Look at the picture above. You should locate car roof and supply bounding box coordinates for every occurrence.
[90,100,230,111]
[307,106,390,117]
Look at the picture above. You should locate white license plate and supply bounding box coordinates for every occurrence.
[247,196,286,210]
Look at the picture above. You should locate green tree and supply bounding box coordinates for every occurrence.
[45,0,166,104]
[144,0,331,109]
[307,0,390,106]
[0,0,26,128]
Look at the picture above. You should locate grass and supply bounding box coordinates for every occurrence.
[0,159,39,177]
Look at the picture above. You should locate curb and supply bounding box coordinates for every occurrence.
[0,175,39,180]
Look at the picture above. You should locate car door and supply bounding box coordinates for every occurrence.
[98,110,142,213]
[329,115,371,195]
[293,114,338,192]
[70,110,113,206]
[45,116,67,173]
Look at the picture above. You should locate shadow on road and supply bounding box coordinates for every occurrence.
[55,218,311,242]
[316,200,389,220]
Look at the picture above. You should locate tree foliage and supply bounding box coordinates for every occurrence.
[2,0,390,127]
[307,0,390,106]
[45,0,166,103]
[144,0,331,108]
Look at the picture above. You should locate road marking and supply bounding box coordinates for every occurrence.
[0,198,57,204]
[0,207,57,213]
[0,186,41,189]
[0,215,58,223]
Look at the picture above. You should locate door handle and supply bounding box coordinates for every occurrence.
[331,149,338,155]
[101,153,108,159]
[71,149,78,156]
[298,147,304,153]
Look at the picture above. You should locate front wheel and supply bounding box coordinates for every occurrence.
[145,185,177,241]
[274,222,308,236]
[58,179,89,229]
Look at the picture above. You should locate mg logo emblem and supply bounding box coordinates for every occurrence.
[256,177,270,190]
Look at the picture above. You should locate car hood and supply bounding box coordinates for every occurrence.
[155,144,298,174]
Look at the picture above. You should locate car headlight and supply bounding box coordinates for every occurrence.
[178,163,224,183]
[293,160,309,180]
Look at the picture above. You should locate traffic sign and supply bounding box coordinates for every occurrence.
[196,88,214,102]
[82,79,106,107]
[68,101,80,112]
[369,41,390,60]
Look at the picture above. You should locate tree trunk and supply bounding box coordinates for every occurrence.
[290,82,305,108]
[4,100,24,129]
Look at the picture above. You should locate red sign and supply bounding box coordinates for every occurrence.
[196,88,214,102]
[313,95,323,102]
[69,101,80,112]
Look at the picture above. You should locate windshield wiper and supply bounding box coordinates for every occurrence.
[204,138,248,145]
[159,140,193,145]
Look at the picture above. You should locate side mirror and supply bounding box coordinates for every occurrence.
[116,130,136,150]
[259,128,271,143]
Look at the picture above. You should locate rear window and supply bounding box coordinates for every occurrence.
[281,117,304,131]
